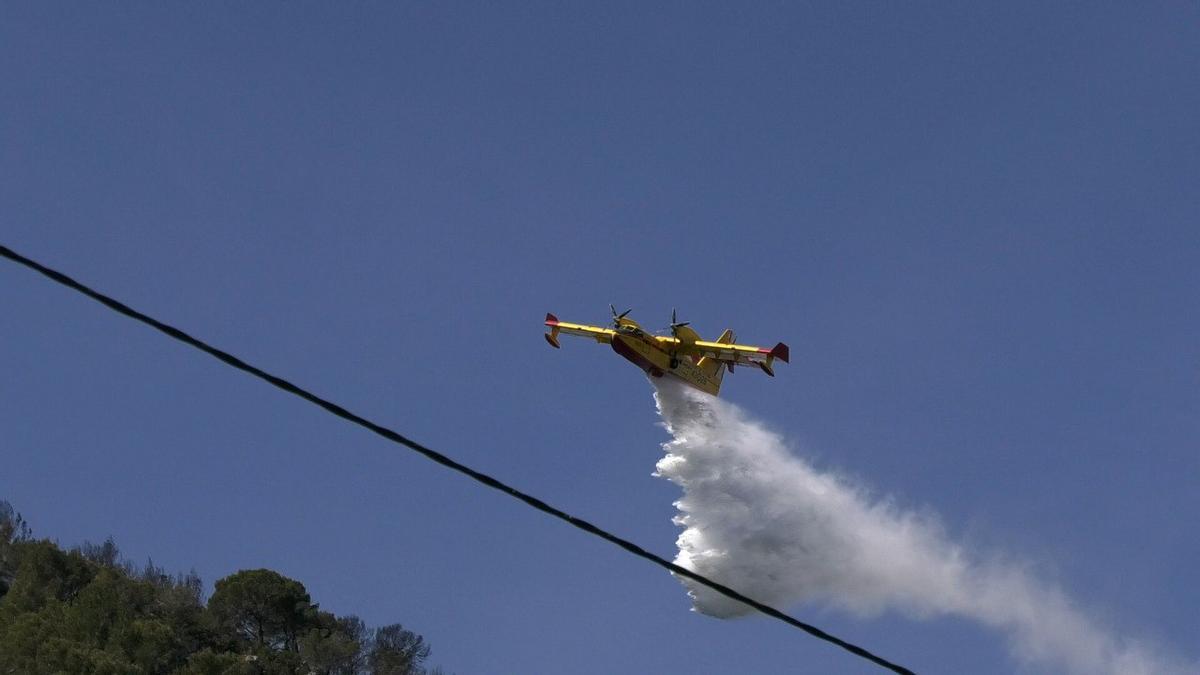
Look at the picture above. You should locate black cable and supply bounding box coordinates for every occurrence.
[1,243,916,674]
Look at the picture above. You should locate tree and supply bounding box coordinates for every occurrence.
[64,566,189,673]
[298,612,366,675]
[0,539,95,614]
[0,503,449,674]
[207,569,316,652]
[76,537,121,568]
[368,623,430,675]
[174,648,254,675]
[0,501,32,544]
[0,500,32,599]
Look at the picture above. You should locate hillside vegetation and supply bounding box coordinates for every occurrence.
[0,501,441,675]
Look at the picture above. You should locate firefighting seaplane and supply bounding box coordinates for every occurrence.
[543,306,789,396]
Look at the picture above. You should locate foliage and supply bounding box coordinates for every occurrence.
[208,569,316,652]
[1,501,35,600]
[369,623,432,675]
[0,500,445,675]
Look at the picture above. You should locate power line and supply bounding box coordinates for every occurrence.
[1,243,917,674]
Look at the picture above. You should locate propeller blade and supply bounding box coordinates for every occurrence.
[618,308,632,319]
[670,308,689,333]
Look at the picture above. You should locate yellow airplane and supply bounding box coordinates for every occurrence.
[543,306,789,396]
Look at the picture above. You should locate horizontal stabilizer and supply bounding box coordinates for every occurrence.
[544,313,563,348]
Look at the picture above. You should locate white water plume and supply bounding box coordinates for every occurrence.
[651,379,1190,675]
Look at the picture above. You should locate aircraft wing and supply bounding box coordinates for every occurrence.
[544,313,615,348]
[673,338,790,375]
[686,339,789,364]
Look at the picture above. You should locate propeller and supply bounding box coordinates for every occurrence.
[669,308,690,337]
[610,304,632,326]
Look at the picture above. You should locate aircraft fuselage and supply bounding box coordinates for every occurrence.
[610,328,722,396]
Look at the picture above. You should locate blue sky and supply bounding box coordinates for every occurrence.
[2,3,1197,673]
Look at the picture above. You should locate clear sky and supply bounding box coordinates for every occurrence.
[2,3,1197,673]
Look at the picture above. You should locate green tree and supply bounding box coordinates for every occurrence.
[368,623,430,675]
[208,569,316,652]
[0,539,95,615]
[63,567,188,673]
[298,612,365,675]
[0,500,33,599]
[76,536,122,568]
[174,648,252,675]
[0,601,67,673]
[0,502,448,675]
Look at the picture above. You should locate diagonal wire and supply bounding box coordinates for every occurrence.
[1,243,916,674]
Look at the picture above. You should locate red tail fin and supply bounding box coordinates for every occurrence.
[769,342,789,363]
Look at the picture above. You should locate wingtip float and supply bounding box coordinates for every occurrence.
[544,308,789,396]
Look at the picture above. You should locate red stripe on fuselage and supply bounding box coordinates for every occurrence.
[611,335,663,377]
